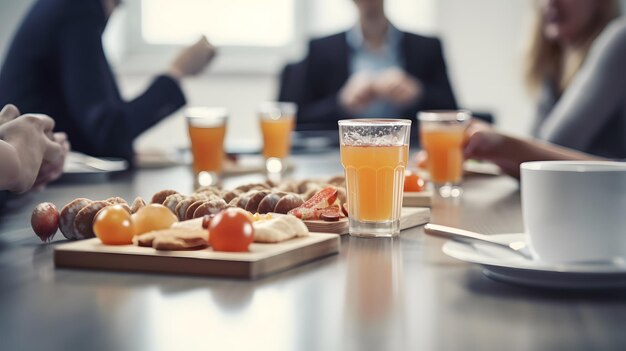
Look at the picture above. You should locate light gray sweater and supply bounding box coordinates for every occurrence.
[532,17,626,159]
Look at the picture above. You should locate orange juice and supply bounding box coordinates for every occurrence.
[188,125,226,174]
[260,116,294,159]
[420,128,464,184]
[341,144,409,221]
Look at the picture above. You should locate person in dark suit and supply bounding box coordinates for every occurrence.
[291,0,457,134]
[0,0,216,161]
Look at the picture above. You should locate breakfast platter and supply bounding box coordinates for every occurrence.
[54,233,339,279]
[29,175,432,279]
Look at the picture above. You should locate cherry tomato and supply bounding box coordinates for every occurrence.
[132,204,178,235]
[93,205,134,245]
[209,208,254,252]
[202,214,215,229]
[404,171,426,192]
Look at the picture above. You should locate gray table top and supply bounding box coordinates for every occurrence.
[1,151,625,351]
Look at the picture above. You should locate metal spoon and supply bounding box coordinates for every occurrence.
[424,223,626,266]
[424,223,532,259]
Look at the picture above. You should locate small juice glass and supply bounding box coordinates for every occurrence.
[418,110,470,197]
[259,102,297,176]
[339,119,411,237]
[185,107,227,187]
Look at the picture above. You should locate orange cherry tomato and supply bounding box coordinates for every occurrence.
[131,204,178,235]
[93,205,134,245]
[209,208,254,252]
[404,171,426,192]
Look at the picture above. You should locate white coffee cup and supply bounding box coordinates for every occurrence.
[521,161,626,263]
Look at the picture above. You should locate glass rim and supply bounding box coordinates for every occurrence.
[338,118,412,126]
[259,101,297,117]
[185,107,228,120]
[417,110,471,122]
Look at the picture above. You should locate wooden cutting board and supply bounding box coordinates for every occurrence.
[54,233,339,279]
[402,190,433,207]
[303,207,431,235]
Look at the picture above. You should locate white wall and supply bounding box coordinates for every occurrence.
[0,0,545,152]
[435,0,535,135]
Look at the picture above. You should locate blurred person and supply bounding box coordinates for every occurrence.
[527,0,624,158]
[292,0,457,134]
[0,0,216,161]
[0,104,68,193]
[418,2,626,177]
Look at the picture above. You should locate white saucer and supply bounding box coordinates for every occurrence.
[442,233,626,289]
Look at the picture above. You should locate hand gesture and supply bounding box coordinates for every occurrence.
[0,112,68,192]
[168,36,217,80]
[33,132,69,191]
[374,68,422,106]
[339,72,376,114]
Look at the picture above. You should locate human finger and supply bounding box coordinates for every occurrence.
[53,132,70,153]
[42,136,64,163]
[0,104,20,120]
[26,113,56,134]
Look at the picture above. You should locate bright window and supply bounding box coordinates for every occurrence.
[141,0,295,46]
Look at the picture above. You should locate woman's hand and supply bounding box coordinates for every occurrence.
[413,119,493,169]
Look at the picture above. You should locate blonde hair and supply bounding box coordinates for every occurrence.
[525,0,621,94]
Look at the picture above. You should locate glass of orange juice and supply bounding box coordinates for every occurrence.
[418,110,470,197]
[339,119,411,237]
[259,102,297,176]
[185,107,227,187]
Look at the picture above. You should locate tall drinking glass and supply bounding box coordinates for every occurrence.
[339,119,411,237]
[418,110,470,198]
[185,107,227,187]
[259,102,297,178]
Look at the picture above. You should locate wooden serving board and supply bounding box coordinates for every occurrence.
[304,207,431,235]
[402,190,433,207]
[54,234,339,279]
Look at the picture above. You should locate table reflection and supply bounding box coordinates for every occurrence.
[343,237,405,350]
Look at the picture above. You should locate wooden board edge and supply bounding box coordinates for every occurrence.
[53,235,340,279]
[402,193,433,207]
[304,221,349,235]
[250,235,340,279]
[399,210,431,231]
[306,207,431,236]
[54,249,253,278]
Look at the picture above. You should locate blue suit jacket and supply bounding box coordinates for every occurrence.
[280,31,458,135]
[0,0,186,160]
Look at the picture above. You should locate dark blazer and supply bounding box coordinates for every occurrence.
[0,0,186,160]
[286,31,458,134]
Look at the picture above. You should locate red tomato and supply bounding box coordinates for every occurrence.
[209,208,254,252]
[404,171,426,192]
[93,205,134,245]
